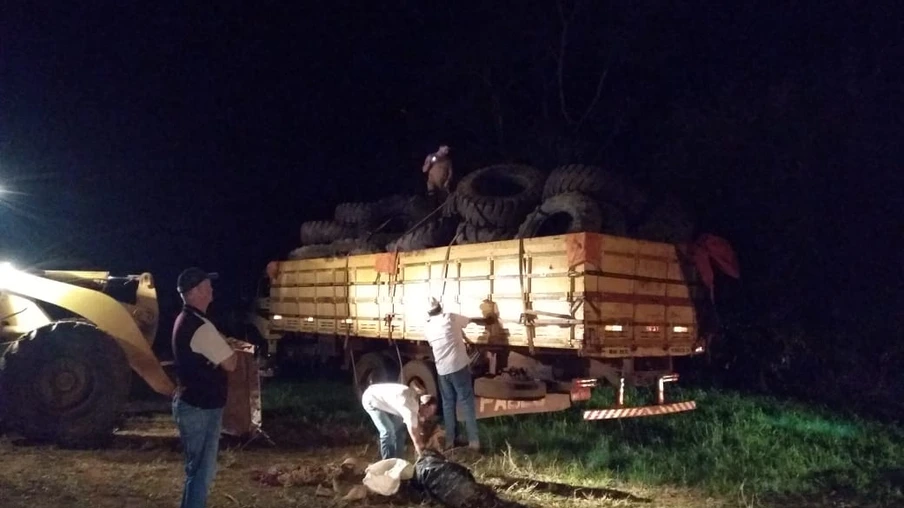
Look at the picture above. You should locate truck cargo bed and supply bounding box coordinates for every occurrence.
[268,232,706,359]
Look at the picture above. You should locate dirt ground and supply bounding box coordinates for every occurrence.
[0,412,730,508]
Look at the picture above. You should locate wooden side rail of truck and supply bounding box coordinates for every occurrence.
[256,232,733,421]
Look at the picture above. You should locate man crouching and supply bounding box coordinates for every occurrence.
[361,382,438,460]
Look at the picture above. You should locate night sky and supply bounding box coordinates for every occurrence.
[2,2,902,353]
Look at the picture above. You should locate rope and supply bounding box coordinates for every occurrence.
[518,238,536,355]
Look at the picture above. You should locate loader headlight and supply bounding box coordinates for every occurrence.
[0,261,15,276]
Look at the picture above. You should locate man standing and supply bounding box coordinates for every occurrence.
[423,297,494,452]
[171,267,237,508]
[361,382,437,460]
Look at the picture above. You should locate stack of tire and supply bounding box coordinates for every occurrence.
[515,164,695,244]
[287,162,695,260]
[452,164,546,245]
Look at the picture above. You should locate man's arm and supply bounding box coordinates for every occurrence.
[191,323,237,372]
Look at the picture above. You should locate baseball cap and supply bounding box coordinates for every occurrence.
[176,267,219,294]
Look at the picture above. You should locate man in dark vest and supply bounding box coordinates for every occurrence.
[171,267,237,508]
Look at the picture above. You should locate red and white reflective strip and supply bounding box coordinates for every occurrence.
[583,401,697,420]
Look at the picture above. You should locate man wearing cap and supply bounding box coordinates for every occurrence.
[171,267,237,508]
[424,297,495,452]
[361,382,438,460]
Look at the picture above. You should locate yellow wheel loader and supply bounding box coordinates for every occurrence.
[0,263,177,448]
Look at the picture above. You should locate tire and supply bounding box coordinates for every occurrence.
[353,352,400,398]
[454,222,516,245]
[328,238,383,256]
[368,195,433,235]
[515,192,604,239]
[287,244,334,260]
[542,164,648,217]
[401,360,439,401]
[386,217,458,252]
[0,321,132,448]
[473,375,547,400]
[299,220,357,245]
[455,164,544,228]
[633,197,695,243]
[334,202,376,228]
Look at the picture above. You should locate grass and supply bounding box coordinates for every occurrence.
[263,378,904,506]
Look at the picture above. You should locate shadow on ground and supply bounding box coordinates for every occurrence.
[484,474,652,503]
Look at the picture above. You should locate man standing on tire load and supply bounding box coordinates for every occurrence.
[361,382,438,459]
[424,297,494,452]
[171,267,237,508]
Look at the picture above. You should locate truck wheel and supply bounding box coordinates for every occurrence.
[0,321,132,449]
[542,164,648,217]
[455,164,544,228]
[353,352,400,398]
[401,360,439,400]
[473,376,546,400]
[515,192,606,239]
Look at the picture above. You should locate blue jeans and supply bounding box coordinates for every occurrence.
[364,404,408,459]
[173,396,223,508]
[438,366,479,447]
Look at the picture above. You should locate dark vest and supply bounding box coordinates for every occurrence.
[171,305,228,409]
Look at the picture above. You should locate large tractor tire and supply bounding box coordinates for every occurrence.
[0,321,132,448]
[299,220,358,245]
[386,217,458,252]
[455,164,544,228]
[542,164,648,217]
[454,222,517,245]
[334,202,376,229]
[515,192,604,239]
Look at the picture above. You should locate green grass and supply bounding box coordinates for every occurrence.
[261,379,904,504]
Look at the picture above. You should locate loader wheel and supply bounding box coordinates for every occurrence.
[0,321,132,448]
[455,164,544,228]
[353,352,399,398]
[454,222,517,245]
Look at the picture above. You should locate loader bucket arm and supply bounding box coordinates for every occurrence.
[0,268,175,396]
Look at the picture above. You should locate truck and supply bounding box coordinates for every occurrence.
[253,230,736,421]
[0,263,261,448]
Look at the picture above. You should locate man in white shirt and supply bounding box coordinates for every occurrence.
[361,382,437,460]
[423,297,495,452]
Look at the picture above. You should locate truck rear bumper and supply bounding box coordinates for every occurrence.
[583,400,696,420]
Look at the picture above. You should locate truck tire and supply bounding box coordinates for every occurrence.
[353,352,400,398]
[0,321,132,449]
[300,220,358,245]
[473,375,546,400]
[454,222,516,245]
[334,202,376,228]
[328,238,384,256]
[455,164,544,228]
[386,217,458,252]
[542,164,648,217]
[401,360,439,401]
[515,192,604,239]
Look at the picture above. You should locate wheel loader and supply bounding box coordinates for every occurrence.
[0,262,262,448]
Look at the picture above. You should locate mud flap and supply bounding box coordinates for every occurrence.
[222,345,263,438]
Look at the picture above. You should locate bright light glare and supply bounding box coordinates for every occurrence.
[0,262,15,275]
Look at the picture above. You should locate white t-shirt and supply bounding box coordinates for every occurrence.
[190,315,234,366]
[424,312,471,375]
[361,383,421,430]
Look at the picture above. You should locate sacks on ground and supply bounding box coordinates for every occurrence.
[362,457,415,496]
[414,449,524,508]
